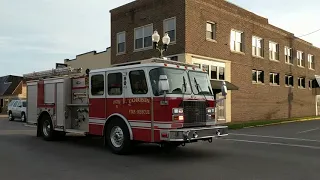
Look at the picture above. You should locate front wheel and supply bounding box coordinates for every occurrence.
[105,120,132,155]
[8,112,14,121]
[21,112,26,122]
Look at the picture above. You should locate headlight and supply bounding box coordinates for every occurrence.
[172,108,183,114]
[206,108,215,114]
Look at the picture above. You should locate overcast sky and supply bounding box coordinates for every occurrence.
[0,0,319,76]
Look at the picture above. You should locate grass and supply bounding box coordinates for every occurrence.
[224,116,320,130]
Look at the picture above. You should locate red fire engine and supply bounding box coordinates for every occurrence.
[23,58,228,154]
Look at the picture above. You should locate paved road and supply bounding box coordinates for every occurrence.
[1,116,320,180]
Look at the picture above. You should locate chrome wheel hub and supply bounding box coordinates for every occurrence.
[110,126,124,148]
[42,120,51,137]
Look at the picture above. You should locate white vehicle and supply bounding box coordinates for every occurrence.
[7,99,27,122]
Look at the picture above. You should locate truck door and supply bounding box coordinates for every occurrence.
[105,71,125,118]
[89,72,106,128]
[125,68,152,142]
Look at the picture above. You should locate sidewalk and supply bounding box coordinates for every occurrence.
[0,114,8,118]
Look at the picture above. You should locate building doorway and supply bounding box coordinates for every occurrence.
[216,92,226,122]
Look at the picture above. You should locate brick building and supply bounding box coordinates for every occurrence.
[110,0,320,122]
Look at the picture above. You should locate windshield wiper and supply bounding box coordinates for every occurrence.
[194,77,208,103]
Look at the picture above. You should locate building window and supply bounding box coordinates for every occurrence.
[134,24,153,50]
[117,32,126,54]
[194,63,225,80]
[270,72,280,85]
[164,17,176,42]
[206,22,216,40]
[285,75,294,87]
[252,36,263,57]
[129,70,148,94]
[230,29,244,52]
[308,54,315,70]
[108,73,122,95]
[252,69,264,83]
[91,74,104,96]
[297,51,305,67]
[309,80,313,89]
[269,41,279,61]
[284,46,293,64]
[298,77,306,88]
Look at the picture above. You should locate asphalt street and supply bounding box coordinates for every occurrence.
[1,115,320,180]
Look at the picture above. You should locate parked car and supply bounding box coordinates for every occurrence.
[7,99,27,122]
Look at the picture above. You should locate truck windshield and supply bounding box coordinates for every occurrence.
[188,71,213,95]
[149,67,192,96]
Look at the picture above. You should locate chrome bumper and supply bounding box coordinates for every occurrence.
[159,125,228,142]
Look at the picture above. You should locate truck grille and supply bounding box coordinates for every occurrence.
[182,100,207,127]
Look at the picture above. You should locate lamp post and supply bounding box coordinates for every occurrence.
[152,30,171,58]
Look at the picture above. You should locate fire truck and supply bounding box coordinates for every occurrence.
[23,58,229,154]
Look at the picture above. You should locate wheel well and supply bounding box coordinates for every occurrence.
[103,115,133,140]
[37,111,51,124]
[8,110,12,114]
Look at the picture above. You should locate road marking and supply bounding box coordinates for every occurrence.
[229,133,320,143]
[223,138,320,150]
[297,128,320,134]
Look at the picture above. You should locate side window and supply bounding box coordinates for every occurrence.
[22,101,27,107]
[12,101,18,107]
[91,74,105,96]
[129,70,148,94]
[108,73,123,95]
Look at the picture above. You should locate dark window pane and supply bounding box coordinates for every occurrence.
[166,30,175,42]
[118,43,125,53]
[144,36,152,48]
[91,75,104,96]
[129,70,148,94]
[135,38,143,49]
[108,73,122,95]
[275,74,280,84]
[211,66,217,79]
[269,73,273,83]
[252,70,257,82]
[258,71,264,82]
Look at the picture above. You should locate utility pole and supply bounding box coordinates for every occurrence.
[288,34,294,118]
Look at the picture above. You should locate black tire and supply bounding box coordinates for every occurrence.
[40,115,55,141]
[105,119,132,155]
[21,112,26,122]
[8,112,14,121]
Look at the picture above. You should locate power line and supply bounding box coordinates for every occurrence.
[296,28,320,38]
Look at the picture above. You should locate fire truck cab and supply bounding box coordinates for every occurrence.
[23,58,228,154]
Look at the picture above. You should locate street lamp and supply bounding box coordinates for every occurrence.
[152,30,171,58]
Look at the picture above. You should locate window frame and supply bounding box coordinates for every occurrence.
[297,50,305,67]
[269,72,280,86]
[284,46,293,64]
[252,36,264,57]
[298,77,306,89]
[193,63,225,81]
[252,69,264,84]
[285,75,294,87]
[230,29,244,53]
[163,17,177,44]
[90,73,105,98]
[206,21,216,41]
[269,41,279,61]
[116,31,126,55]
[134,24,154,51]
[308,54,315,70]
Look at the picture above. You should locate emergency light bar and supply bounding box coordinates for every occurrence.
[23,67,83,80]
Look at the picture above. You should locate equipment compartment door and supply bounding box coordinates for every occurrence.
[26,84,38,125]
[56,83,65,128]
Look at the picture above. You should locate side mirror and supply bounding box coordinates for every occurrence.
[221,81,228,97]
[158,75,170,94]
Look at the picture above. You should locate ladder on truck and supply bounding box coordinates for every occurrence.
[23,67,84,80]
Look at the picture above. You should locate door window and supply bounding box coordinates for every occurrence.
[91,74,105,96]
[129,70,148,94]
[108,73,123,95]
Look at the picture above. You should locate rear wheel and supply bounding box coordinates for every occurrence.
[41,116,54,141]
[105,119,132,155]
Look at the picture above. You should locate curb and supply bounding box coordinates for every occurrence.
[229,118,320,129]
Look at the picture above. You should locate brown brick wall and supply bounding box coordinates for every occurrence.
[185,0,320,121]
[111,0,320,122]
[110,0,186,64]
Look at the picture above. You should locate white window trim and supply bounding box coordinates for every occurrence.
[309,79,313,89]
[297,50,305,68]
[206,21,216,41]
[134,23,154,51]
[308,54,315,70]
[270,72,280,86]
[192,58,226,80]
[230,29,244,53]
[116,31,126,55]
[252,36,263,57]
[285,75,294,87]
[269,41,279,61]
[284,46,293,64]
[163,17,177,44]
[252,69,264,84]
[298,77,306,89]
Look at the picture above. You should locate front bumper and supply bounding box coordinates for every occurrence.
[159,125,228,142]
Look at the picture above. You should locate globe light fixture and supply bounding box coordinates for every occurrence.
[152,30,171,58]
